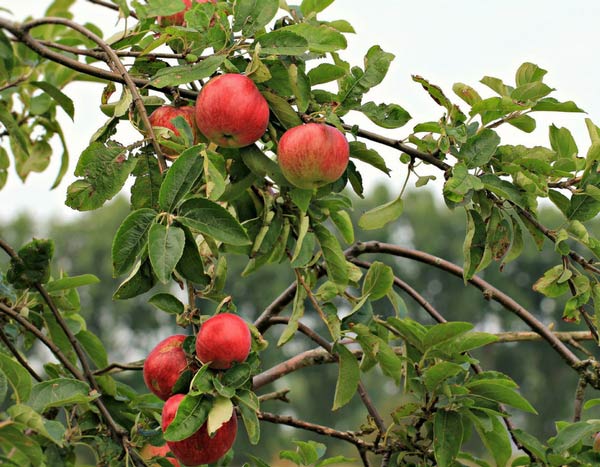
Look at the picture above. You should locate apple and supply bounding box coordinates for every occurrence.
[162,394,238,465]
[141,444,181,467]
[195,74,270,148]
[277,123,349,189]
[158,0,217,27]
[148,105,197,158]
[143,334,190,401]
[195,313,251,369]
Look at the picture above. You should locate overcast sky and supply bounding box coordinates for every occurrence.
[1,0,599,223]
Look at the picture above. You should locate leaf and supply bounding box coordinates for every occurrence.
[330,210,354,244]
[164,395,212,442]
[150,55,226,88]
[511,429,548,462]
[453,82,482,106]
[423,322,473,350]
[458,128,500,168]
[113,259,157,300]
[313,223,348,288]
[148,223,186,283]
[332,343,359,410]
[131,154,162,210]
[233,0,279,35]
[532,265,570,298]
[480,174,527,209]
[515,62,547,86]
[175,226,211,286]
[28,378,95,413]
[111,208,157,277]
[207,396,234,436]
[0,353,32,403]
[77,330,109,369]
[300,0,334,15]
[362,261,393,301]
[433,410,463,467]
[467,381,537,413]
[463,209,486,282]
[177,197,250,246]
[358,194,403,230]
[532,98,584,113]
[148,293,185,315]
[443,163,484,203]
[567,194,600,222]
[0,425,43,466]
[6,238,54,289]
[31,81,75,120]
[511,82,553,102]
[277,280,307,346]
[349,141,390,175]
[7,404,64,446]
[240,143,288,186]
[262,90,303,129]
[549,124,578,159]
[255,30,309,55]
[0,104,29,157]
[423,362,464,392]
[238,401,260,445]
[65,142,136,211]
[158,146,204,212]
[474,414,512,467]
[284,23,347,53]
[307,63,346,85]
[551,420,600,452]
[360,102,411,129]
[45,274,100,293]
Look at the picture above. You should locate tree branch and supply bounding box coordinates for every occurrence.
[0,323,43,382]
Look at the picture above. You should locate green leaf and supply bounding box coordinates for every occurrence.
[300,0,334,15]
[238,401,260,445]
[532,98,584,113]
[551,421,600,453]
[164,395,212,442]
[207,396,234,436]
[443,163,484,203]
[45,274,100,293]
[0,104,29,157]
[31,81,75,120]
[423,321,473,350]
[330,210,354,244]
[349,141,390,175]
[131,154,162,210]
[111,208,157,277]
[508,114,536,133]
[148,223,186,283]
[463,209,486,282]
[360,102,411,129]
[113,259,156,300]
[313,223,348,288]
[277,279,307,346]
[150,55,226,88]
[567,194,600,222]
[308,63,346,85]
[76,329,109,369]
[262,90,304,129]
[511,429,548,462]
[332,343,359,410]
[28,378,95,413]
[175,226,211,286]
[412,75,454,113]
[7,404,64,446]
[362,261,393,301]
[358,194,403,230]
[515,62,547,86]
[458,128,500,168]
[288,64,311,113]
[532,265,570,298]
[549,124,578,159]
[284,23,347,53]
[480,174,527,209]
[0,353,32,403]
[233,0,279,35]
[453,82,482,106]
[423,362,464,392]
[467,381,537,413]
[6,238,54,289]
[240,143,288,186]
[66,142,136,211]
[474,414,512,467]
[158,146,204,212]
[433,410,463,467]
[148,293,185,315]
[255,30,309,56]
[177,197,250,246]
[0,425,43,466]
[511,82,553,102]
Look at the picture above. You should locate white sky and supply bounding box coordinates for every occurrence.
[1,0,599,223]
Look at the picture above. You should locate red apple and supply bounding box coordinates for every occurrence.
[277,123,349,189]
[158,0,217,27]
[195,73,270,148]
[141,444,181,467]
[148,105,197,158]
[195,313,251,369]
[162,394,237,466]
[143,334,190,401]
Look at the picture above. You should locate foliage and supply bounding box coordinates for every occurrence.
[1,1,600,466]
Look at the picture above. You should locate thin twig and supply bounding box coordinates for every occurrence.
[0,325,43,381]
[94,360,144,376]
[573,377,587,422]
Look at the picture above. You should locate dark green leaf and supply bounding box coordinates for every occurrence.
[474,414,512,467]
[567,194,600,222]
[149,293,185,314]
[332,343,359,410]
[131,154,162,210]
[349,141,390,175]
[111,208,157,277]
[314,223,348,288]
[178,197,250,246]
[434,411,463,467]
[150,55,226,88]
[467,381,537,413]
[233,0,279,36]
[158,146,204,212]
[28,378,95,413]
[360,102,411,129]
[256,30,308,56]
[175,226,211,286]
[6,238,54,289]
[148,223,185,283]
[423,362,464,392]
[284,23,347,53]
[77,330,108,369]
[262,90,303,129]
[463,209,486,281]
[0,353,32,403]
[31,81,75,120]
[113,259,156,300]
[458,129,500,168]
[164,395,212,442]
[423,322,473,350]
[551,421,600,452]
[66,142,135,211]
[307,63,346,85]
[362,261,393,300]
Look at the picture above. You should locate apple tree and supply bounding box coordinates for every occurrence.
[1,1,600,466]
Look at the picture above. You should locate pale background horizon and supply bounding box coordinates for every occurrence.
[1,0,599,223]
